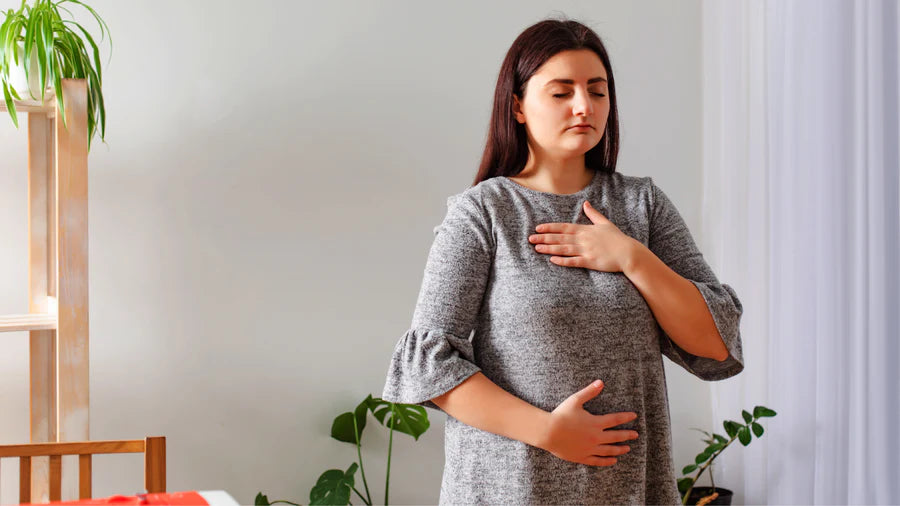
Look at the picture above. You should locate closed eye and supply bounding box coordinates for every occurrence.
[553,93,606,98]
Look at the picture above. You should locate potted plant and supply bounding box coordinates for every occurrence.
[0,0,112,149]
[256,394,430,506]
[678,405,777,505]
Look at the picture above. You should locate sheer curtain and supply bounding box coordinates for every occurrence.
[700,0,899,504]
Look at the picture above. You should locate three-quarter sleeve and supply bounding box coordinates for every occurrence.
[646,178,744,381]
[381,191,494,412]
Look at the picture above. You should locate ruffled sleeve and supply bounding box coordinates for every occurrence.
[382,191,494,412]
[647,178,745,381]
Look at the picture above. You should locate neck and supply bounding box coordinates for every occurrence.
[515,147,593,194]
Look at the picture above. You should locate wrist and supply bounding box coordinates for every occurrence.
[622,238,648,276]
[530,409,553,450]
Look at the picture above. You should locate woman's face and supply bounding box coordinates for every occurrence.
[513,49,610,160]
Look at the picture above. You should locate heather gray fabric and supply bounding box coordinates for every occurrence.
[381,170,744,505]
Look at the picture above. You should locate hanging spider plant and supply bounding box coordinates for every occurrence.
[0,0,111,150]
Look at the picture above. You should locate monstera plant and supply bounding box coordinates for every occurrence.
[256,394,430,506]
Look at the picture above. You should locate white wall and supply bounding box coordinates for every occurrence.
[0,1,716,504]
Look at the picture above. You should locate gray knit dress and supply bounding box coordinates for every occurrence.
[381,170,744,505]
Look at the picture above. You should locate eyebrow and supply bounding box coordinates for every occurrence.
[544,77,608,87]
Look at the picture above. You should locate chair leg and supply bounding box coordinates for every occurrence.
[79,454,92,499]
[144,437,166,493]
[49,455,62,502]
[20,456,32,504]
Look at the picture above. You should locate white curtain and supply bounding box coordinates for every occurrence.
[701,0,899,504]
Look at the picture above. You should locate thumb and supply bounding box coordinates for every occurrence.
[572,380,604,405]
[582,201,609,225]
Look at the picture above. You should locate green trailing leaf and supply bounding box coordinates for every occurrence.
[53,38,78,76]
[254,493,270,506]
[309,463,358,506]
[62,0,112,48]
[0,15,10,70]
[52,49,65,129]
[0,0,110,148]
[752,422,764,437]
[369,398,429,441]
[91,67,104,145]
[677,477,693,495]
[738,426,751,446]
[682,464,698,475]
[753,406,777,418]
[24,9,37,92]
[742,409,753,423]
[37,10,49,100]
[41,8,52,98]
[713,433,729,445]
[65,20,101,82]
[2,79,18,127]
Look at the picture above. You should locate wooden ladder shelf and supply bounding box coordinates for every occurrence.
[1,78,90,502]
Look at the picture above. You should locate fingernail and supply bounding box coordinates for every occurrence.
[593,380,603,388]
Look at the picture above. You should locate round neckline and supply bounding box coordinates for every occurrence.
[499,170,600,197]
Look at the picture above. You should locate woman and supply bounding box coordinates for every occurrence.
[381,17,744,505]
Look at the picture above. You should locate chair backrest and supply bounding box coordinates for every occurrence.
[0,436,165,504]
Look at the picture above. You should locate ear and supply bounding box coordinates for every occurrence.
[513,94,525,124]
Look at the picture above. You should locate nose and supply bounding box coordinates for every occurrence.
[573,87,594,118]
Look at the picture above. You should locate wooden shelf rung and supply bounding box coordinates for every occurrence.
[0,313,58,332]
[0,91,56,114]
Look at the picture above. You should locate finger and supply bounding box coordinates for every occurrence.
[535,243,579,256]
[535,223,577,234]
[594,444,631,457]
[549,256,585,267]
[571,380,604,406]
[583,456,617,467]
[582,201,611,225]
[529,233,575,244]
[598,412,639,429]
[597,430,640,444]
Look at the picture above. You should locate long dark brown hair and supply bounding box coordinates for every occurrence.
[472,18,620,186]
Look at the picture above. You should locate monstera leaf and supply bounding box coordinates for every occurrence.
[368,397,429,441]
[310,463,358,505]
[331,396,372,444]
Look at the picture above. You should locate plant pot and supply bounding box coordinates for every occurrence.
[686,486,733,505]
[4,45,50,101]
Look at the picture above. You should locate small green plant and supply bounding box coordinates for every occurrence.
[678,405,777,505]
[256,394,430,506]
[0,0,112,149]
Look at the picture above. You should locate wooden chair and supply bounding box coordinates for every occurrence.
[0,437,165,504]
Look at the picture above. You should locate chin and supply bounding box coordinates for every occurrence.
[564,138,601,152]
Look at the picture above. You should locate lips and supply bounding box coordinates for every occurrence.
[569,124,592,129]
